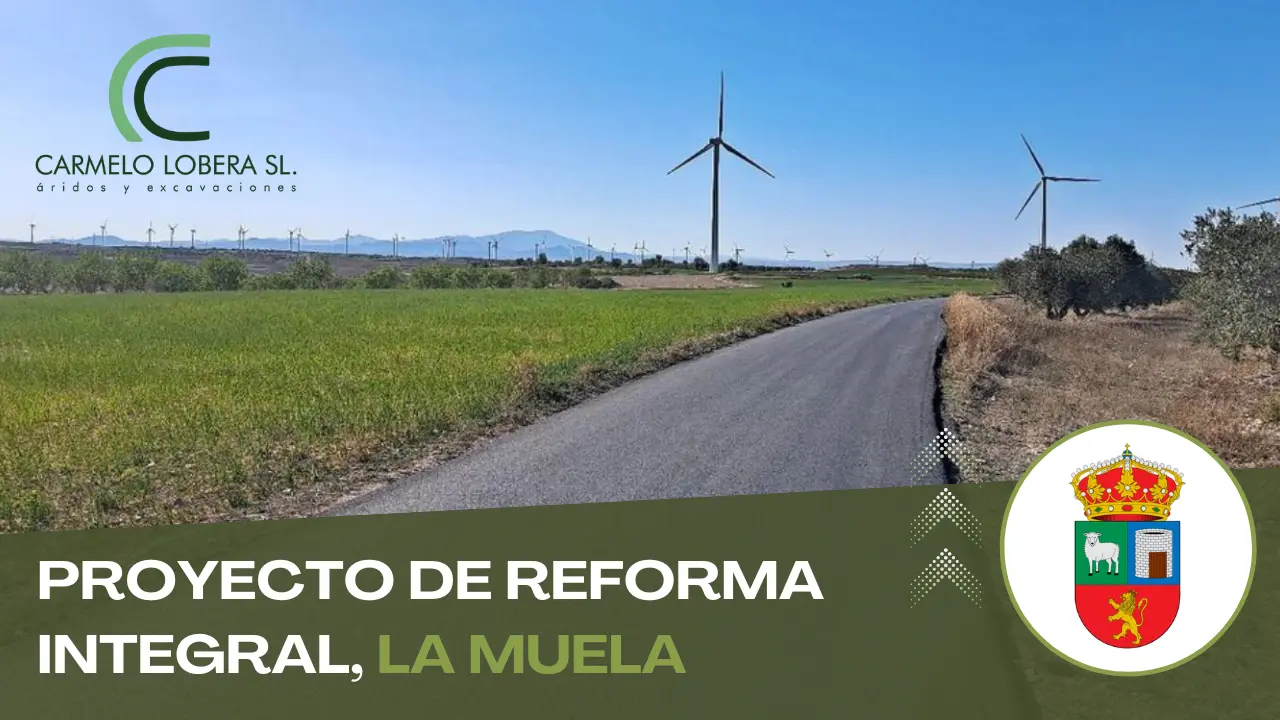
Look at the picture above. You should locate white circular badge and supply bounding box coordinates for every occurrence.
[1001,420,1255,675]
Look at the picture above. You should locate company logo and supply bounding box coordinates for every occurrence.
[1002,421,1255,675]
[109,34,211,142]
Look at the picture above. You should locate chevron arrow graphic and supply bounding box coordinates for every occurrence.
[908,427,979,484]
[910,487,983,547]
[910,548,983,608]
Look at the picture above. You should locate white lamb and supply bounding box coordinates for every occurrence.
[1083,532,1120,576]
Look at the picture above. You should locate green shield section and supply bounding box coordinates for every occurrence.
[1074,521,1129,585]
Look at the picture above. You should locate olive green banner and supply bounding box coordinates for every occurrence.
[0,469,1272,719]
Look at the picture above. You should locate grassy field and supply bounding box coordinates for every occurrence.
[0,275,993,531]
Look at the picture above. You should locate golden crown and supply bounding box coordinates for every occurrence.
[1070,444,1183,522]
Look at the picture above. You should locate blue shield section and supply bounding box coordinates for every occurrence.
[1127,521,1180,586]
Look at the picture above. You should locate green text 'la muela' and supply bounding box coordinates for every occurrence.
[380,634,685,674]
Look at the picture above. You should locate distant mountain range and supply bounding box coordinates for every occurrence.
[1,229,996,269]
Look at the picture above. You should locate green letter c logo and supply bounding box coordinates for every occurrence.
[109,34,211,142]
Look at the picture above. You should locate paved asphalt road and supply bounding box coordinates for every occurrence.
[335,297,948,516]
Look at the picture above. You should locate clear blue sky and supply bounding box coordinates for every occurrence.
[4,0,1280,265]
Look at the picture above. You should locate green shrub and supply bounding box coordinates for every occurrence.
[151,261,206,292]
[0,251,56,294]
[362,266,404,289]
[288,256,336,289]
[454,265,483,289]
[64,251,113,293]
[244,272,298,291]
[201,256,249,291]
[0,252,19,291]
[112,252,161,292]
[1181,208,1280,358]
[410,264,454,289]
[482,269,515,288]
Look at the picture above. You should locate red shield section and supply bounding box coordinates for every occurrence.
[1075,584,1179,648]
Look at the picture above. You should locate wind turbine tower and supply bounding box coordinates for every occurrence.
[667,72,775,273]
[344,229,351,255]
[146,222,155,247]
[29,222,35,244]
[100,220,108,247]
[190,227,197,249]
[168,223,178,248]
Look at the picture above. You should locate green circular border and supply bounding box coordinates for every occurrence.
[999,419,1258,677]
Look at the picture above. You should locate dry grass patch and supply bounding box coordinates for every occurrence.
[941,295,1280,482]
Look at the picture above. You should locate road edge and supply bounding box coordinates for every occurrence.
[307,294,962,520]
[932,306,962,485]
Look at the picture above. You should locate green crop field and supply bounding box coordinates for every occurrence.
[0,275,993,531]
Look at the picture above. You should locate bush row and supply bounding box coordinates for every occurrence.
[0,251,617,294]
[996,235,1177,319]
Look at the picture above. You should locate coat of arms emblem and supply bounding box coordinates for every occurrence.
[1073,444,1182,648]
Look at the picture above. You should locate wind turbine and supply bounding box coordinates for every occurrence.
[287,228,296,252]
[586,237,594,260]
[667,72,775,273]
[610,244,617,263]
[920,255,931,268]
[146,222,155,247]
[823,249,834,262]
[868,249,883,268]
[1015,134,1099,249]
[733,244,744,264]
[1234,195,1280,212]
[168,223,178,248]
[29,221,35,244]
[783,245,795,265]
[237,224,248,251]
[534,240,545,260]
[683,243,692,263]
[295,228,306,253]
[492,237,500,261]
[100,219,108,247]
[344,229,351,255]
[190,227,197,249]
[393,233,400,258]
[635,241,648,264]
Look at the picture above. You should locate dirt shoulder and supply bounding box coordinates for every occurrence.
[940,294,1279,483]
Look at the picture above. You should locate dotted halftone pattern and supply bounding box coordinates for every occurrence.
[908,487,984,548]
[910,548,984,608]
[908,428,980,484]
